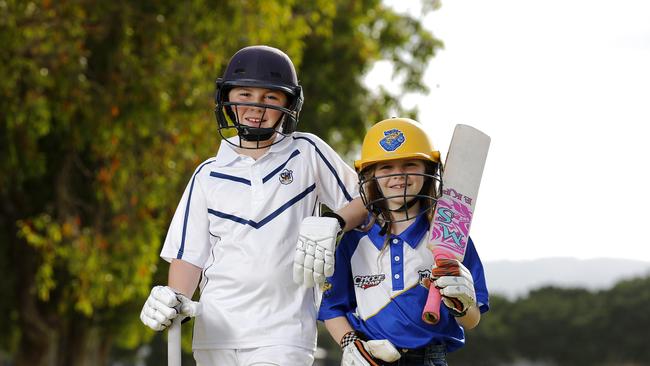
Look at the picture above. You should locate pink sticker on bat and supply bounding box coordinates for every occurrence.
[430,189,474,258]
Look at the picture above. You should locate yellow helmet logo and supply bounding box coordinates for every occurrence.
[355,117,440,172]
[379,128,406,151]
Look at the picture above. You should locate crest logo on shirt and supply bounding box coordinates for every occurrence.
[379,129,405,152]
[418,269,432,288]
[279,168,293,185]
[353,274,386,289]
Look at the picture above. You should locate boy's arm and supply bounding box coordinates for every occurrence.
[140,259,202,331]
[334,197,367,232]
[169,259,202,297]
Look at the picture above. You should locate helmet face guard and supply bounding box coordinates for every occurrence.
[214,46,303,149]
[359,166,442,224]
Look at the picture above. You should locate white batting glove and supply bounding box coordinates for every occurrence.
[432,258,476,316]
[293,216,340,287]
[340,331,401,365]
[140,286,201,331]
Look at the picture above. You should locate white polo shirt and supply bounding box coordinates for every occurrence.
[160,132,359,351]
[318,215,489,352]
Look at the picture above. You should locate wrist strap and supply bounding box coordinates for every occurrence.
[322,211,346,231]
[450,307,468,317]
[340,330,360,348]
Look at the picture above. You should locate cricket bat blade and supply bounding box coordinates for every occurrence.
[422,124,490,324]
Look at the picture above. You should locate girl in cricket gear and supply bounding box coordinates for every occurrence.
[140,45,367,366]
[319,118,490,366]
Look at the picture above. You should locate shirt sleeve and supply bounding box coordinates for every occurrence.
[302,133,359,211]
[318,232,359,321]
[463,236,490,313]
[160,164,212,269]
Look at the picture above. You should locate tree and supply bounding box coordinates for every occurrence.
[0,1,441,364]
[599,276,650,365]
[447,294,517,366]
[450,277,650,366]
[296,1,442,155]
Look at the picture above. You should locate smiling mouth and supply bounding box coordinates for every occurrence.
[389,183,410,189]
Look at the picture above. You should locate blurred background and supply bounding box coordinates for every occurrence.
[1,1,649,365]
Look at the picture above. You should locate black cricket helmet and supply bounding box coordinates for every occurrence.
[215,45,304,148]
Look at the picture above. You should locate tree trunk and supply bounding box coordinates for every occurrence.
[64,324,112,366]
[12,238,112,366]
[13,250,58,366]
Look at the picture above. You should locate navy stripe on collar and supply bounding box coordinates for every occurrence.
[209,171,251,185]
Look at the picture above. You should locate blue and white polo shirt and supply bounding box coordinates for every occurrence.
[318,214,489,352]
[160,132,359,351]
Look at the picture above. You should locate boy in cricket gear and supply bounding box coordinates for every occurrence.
[318,118,490,365]
[140,45,367,366]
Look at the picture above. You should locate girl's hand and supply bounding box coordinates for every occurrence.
[432,258,476,317]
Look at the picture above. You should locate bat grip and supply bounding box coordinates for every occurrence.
[422,285,443,325]
[422,251,455,325]
[168,316,183,366]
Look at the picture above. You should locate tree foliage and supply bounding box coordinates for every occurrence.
[0,1,440,365]
[448,276,650,366]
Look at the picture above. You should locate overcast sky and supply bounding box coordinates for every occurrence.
[373,0,650,262]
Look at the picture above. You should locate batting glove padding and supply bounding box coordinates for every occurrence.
[432,258,476,316]
[292,216,340,287]
[140,286,201,331]
[340,331,401,366]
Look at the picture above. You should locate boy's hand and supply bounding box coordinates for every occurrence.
[140,286,201,331]
[292,216,340,287]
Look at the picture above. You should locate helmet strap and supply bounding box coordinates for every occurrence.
[390,196,420,213]
[238,125,277,142]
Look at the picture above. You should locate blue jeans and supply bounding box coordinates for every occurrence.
[386,344,448,366]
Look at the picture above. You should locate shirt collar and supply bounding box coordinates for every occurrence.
[213,134,294,167]
[367,214,430,250]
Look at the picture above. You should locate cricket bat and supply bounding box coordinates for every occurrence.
[168,316,183,366]
[422,124,490,324]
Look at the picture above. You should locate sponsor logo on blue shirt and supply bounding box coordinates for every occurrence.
[354,274,386,289]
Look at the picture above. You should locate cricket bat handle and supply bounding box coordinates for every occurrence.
[422,281,443,325]
[168,316,183,366]
[422,251,455,325]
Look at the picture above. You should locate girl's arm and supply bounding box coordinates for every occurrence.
[455,304,481,329]
[324,316,355,344]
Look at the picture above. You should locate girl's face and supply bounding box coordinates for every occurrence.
[228,87,288,129]
[374,159,426,210]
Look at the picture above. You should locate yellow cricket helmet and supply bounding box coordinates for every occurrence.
[355,117,440,172]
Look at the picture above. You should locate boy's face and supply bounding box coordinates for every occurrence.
[228,87,288,129]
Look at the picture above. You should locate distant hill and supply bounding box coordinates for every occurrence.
[483,257,650,299]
